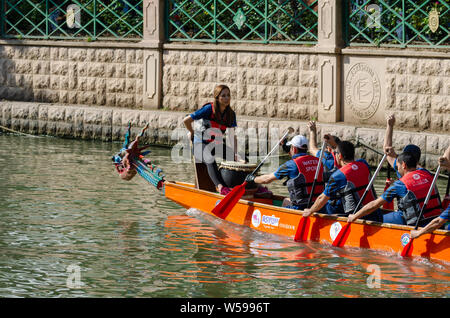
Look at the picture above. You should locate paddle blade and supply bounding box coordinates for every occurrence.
[211,182,247,219]
[332,223,351,247]
[294,216,310,242]
[401,238,414,258]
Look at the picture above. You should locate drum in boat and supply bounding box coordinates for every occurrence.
[218,161,258,189]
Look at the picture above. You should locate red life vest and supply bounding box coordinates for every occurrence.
[199,103,229,144]
[336,161,376,214]
[286,155,325,207]
[398,169,442,226]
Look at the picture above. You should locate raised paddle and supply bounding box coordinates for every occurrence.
[294,140,327,242]
[332,153,387,248]
[401,165,441,258]
[212,127,294,219]
[382,162,394,210]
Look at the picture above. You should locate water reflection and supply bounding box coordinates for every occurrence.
[0,134,449,298]
[161,209,450,297]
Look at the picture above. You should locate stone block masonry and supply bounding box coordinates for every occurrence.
[385,57,450,132]
[0,41,448,135]
[0,101,448,171]
[162,49,319,121]
[0,45,144,109]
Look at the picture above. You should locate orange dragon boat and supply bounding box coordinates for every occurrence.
[126,140,449,264]
[162,180,450,263]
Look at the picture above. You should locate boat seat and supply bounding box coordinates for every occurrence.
[193,161,217,193]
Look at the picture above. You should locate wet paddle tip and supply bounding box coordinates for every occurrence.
[212,182,247,219]
[294,216,310,242]
[331,223,351,248]
[400,240,414,258]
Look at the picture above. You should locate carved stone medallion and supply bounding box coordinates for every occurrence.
[345,62,381,120]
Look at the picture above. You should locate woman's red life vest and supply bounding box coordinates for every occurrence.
[336,161,376,214]
[199,103,229,144]
[398,169,442,226]
[286,155,325,207]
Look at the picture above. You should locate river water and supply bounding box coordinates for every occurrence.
[0,133,449,298]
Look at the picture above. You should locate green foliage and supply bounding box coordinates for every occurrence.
[167,0,319,43]
[347,0,449,47]
[1,0,143,40]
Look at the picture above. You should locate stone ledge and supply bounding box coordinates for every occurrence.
[0,101,448,169]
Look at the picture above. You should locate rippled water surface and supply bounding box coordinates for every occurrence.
[0,134,449,298]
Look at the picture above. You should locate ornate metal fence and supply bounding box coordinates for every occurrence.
[345,0,449,48]
[0,0,143,40]
[166,0,319,44]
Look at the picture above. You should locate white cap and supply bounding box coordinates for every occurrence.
[286,135,308,149]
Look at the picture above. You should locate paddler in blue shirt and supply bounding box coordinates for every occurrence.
[246,135,326,211]
[302,140,382,222]
[347,151,442,226]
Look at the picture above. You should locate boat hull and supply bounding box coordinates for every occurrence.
[164,181,450,263]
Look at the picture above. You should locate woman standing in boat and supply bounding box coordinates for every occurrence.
[183,84,238,195]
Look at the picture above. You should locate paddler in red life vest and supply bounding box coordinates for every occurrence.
[245,135,326,211]
[347,151,442,226]
[307,120,342,182]
[409,145,450,238]
[183,84,239,195]
[302,140,382,222]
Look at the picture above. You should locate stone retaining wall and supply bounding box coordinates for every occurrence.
[162,49,319,120]
[1,101,448,170]
[0,44,144,108]
[384,56,450,131]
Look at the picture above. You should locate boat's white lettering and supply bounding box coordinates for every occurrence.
[279,223,295,230]
[262,215,280,227]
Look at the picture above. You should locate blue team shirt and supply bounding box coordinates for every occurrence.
[274,153,307,180]
[190,104,237,126]
[321,159,371,215]
[315,150,336,171]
